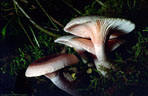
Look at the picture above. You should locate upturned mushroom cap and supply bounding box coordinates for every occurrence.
[25,54,79,77]
[64,16,135,52]
[64,16,135,38]
[55,35,95,55]
[64,16,135,50]
[64,16,99,38]
[55,35,124,55]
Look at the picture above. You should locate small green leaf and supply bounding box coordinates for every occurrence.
[1,24,8,38]
[86,68,92,74]
[71,73,76,80]
[143,27,148,32]
[135,48,141,57]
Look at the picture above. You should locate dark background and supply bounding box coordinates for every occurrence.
[0,0,148,96]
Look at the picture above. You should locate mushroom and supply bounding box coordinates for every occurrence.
[55,35,124,55]
[63,16,135,76]
[55,35,95,55]
[25,54,79,77]
[25,16,135,95]
[55,35,124,76]
[25,53,80,96]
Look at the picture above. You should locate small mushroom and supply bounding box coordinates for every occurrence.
[25,53,80,96]
[63,16,135,76]
[25,54,79,77]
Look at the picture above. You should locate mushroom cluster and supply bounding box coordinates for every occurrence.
[25,16,135,96]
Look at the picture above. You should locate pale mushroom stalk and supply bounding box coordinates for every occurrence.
[45,72,80,96]
[94,45,110,68]
[91,20,112,73]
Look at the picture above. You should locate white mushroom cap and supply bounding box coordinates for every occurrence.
[64,16,135,50]
[64,16,135,38]
[25,54,79,77]
[64,16,135,52]
[64,16,99,38]
[55,35,124,55]
[55,35,95,55]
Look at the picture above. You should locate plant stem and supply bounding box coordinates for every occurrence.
[49,16,64,28]
[18,18,35,48]
[13,0,60,38]
[62,0,82,15]
[35,0,63,29]
[96,0,106,7]
[29,27,40,48]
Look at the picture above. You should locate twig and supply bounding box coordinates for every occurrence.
[1,8,14,11]
[29,27,40,48]
[62,0,82,15]
[13,0,60,38]
[96,0,106,7]
[35,0,61,30]
[50,16,64,28]
[18,18,35,48]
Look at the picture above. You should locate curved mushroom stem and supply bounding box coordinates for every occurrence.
[94,45,111,76]
[45,72,80,96]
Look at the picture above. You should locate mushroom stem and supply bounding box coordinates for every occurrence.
[94,45,111,74]
[45,72,80,96]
